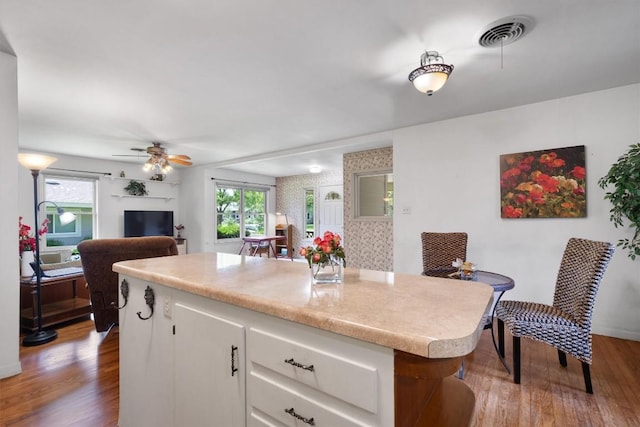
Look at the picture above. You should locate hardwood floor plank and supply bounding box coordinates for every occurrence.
[1,319,639,426]
[0,321,118,427]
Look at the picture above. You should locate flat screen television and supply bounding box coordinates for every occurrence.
[124,210,174,238]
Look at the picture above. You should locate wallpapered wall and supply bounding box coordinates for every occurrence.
[275,169,343,257]
[343,147,393,271]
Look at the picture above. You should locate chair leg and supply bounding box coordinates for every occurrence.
[582,362,593,394]
[558,350,567,367]
[498,318,505,358]
[513,336,521,384]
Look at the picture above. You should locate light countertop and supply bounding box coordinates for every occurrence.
[113,252,494,358]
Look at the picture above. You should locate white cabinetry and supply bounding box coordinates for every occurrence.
[119,279,174,427]
[246,319,393,427]
[174,303,245,426]
[119,276,394,427]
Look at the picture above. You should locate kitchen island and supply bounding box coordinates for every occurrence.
[113,252,493,427]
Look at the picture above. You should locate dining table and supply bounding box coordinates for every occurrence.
[238,235,286,258]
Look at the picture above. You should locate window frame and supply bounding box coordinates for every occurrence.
[42,174,97,249]
[214,182,269,242]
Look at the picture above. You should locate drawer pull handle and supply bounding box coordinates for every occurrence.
[231,345,239,376]
[284,358,314,372]
[285,407,315,425]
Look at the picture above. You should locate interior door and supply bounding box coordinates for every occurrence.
[317,185,343,239]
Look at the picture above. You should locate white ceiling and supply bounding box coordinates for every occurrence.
[1,1,639,177]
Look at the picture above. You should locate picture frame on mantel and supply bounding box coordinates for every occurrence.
[500,145,586,219]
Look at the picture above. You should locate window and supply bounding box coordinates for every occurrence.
[304,188,315,238]
[216,184,267,240]
[354,171,393,219]
[43,175,96,247]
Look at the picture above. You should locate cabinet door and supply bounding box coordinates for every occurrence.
[119,279,174,427]
[174,303,246,427]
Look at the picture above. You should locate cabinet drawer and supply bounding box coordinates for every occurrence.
[248,328,377,413]
[249,372,365,427]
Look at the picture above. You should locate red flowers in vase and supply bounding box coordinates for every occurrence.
[19,216,50,254]
[299,231,346,268]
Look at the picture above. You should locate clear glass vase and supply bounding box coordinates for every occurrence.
[310,256,343,284]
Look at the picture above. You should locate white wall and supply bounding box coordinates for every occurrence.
[394,84,640,340]
[0,51,21,379]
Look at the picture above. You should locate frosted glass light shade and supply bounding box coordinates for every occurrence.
[411,71,449,94]
[408,51,454,96]
[18,153,57,171]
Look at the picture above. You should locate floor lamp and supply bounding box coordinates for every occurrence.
[18,153,59,346]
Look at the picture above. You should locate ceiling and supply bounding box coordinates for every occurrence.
[1,1,639,177]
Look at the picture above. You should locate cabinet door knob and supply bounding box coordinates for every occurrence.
[284,358,315,372]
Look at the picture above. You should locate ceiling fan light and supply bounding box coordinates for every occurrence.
[408,51,454,95]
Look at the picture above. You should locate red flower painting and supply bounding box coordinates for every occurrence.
[500,146,586,218]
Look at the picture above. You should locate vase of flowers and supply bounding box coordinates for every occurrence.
[19,217,36,277]
[300,231,346,285]
[19,216,49,277]
[175,224,184,240]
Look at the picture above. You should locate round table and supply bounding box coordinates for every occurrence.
[458,270,515,373]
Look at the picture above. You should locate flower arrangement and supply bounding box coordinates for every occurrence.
[500,146,586,218]
[299,231,346,268]
[300,231,346,284]
[19,216,49,253]
[175,224,184,239]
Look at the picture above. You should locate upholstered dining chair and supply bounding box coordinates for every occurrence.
[78,236,178,332]
[496,237,615,393]
[421,232,468,277]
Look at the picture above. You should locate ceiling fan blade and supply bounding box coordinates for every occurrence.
[168,158,192,166]
[167,154,191,160]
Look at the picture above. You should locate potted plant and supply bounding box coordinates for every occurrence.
[124,180,148,196]
[598,143,640,259]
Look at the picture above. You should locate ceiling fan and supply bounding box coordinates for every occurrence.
[113,142,192,173]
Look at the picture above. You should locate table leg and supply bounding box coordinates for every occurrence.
[269,241,277,258]
[238,241,247,255]
[490,291,511,374]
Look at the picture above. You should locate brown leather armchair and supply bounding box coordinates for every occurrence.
[77,236,178,332]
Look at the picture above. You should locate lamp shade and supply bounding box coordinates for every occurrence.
[408,51,454,96]
[18,153,57,171]
[410,68,451,94]
[59,211,76,226]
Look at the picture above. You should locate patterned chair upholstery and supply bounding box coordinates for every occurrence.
[78,236,178,332]
[496,237,615,393]
[421,232,468,277]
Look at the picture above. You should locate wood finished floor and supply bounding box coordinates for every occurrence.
[0,319,639,426]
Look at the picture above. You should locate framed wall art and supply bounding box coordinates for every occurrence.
[500,145,586,218]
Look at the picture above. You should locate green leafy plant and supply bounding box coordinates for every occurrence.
[124,180,148,196]
[598,143,640,259]
[217,223,240,239]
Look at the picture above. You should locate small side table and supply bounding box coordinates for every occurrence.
[451,270,515,375]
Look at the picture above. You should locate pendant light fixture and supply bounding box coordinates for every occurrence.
[408,51,454,95]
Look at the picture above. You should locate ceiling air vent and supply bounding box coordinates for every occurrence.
[478,16,533,48]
